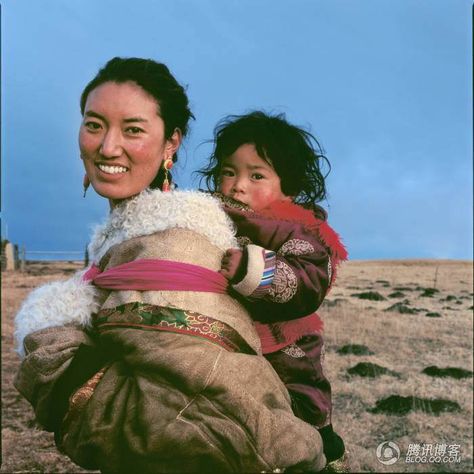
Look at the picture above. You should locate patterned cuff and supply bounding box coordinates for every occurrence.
[232,245,276,297]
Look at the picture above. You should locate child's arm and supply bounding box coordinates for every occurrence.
[222,226,331,320]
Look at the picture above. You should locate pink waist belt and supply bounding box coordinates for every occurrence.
[83,258,229,293]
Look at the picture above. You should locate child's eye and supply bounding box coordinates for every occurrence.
[252,173,265,180]
[125,126,145,135]
[220,169,235,177]
[84,121,102,131]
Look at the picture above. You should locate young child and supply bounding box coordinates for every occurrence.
[199,111,348,467]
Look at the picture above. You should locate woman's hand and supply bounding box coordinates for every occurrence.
[219,248,245,282]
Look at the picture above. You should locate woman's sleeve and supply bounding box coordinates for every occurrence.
[231,225,331,318]
[14,325,100,431]
[13,270,102,431]
[14,269,98,357]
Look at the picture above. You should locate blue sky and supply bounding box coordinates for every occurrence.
[1,0,472,260]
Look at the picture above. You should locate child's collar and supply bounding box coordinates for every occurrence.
[213,192,327,222]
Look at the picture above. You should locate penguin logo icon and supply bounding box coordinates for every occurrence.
[376,441,400,465]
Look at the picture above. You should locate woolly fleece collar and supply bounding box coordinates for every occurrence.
[88,189,238,262]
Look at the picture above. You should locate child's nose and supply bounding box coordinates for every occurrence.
[232,178,246,192]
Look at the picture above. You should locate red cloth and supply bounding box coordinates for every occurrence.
[255,313,324,353]
[83,259,229,294]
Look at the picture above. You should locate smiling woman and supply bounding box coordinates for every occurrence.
[80,81,180,202]
[79,58,189,203]
[13,57,327,473]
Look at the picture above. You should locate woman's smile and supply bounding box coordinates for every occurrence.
[96,163,129,175]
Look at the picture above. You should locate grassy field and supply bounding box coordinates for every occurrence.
[1,260,473,472]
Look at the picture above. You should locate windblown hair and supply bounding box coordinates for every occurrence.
[80,57,194,189]
[198,111,330,205]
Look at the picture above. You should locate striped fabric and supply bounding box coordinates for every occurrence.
[251,249,276,298]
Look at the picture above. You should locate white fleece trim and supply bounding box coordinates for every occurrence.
[232,244,266,297]
[14,269,99,358]
[88,189,237,262]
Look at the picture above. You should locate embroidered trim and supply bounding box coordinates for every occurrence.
[268,260,298,303]
[60,366,108,445]
[214,192,253,212]
[236,236,253,248]
[251,250,276,298]
[327,258,333,284]
[69,368,106,411]
[94,302,255,354]
[278,239,315,257]
[281,343,306,358]
[260,250,276,287]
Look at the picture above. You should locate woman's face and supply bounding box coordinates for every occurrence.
[79,81,180,204]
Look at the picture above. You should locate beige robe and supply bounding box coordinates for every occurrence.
[14,189,326,473]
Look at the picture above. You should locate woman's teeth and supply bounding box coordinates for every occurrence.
[98,164,128,174]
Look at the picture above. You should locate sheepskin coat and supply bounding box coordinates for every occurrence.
[14,189,326,473]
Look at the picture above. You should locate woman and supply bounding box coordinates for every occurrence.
[14,57,326,473]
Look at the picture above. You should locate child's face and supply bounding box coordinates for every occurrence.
[218,143,288,211]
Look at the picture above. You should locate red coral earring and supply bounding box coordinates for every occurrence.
[162,158,173,192]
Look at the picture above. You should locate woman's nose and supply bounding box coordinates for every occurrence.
[100,129,122,158]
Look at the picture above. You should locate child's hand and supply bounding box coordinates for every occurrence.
[220,248,244,282]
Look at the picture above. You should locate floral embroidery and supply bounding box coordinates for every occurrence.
[93,302,255,354]
[268,260,297,303]
[278,239,314,257]
[282,343,306,358]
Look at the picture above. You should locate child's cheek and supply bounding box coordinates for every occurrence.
[218,180,231,196]
[251,189,275,210]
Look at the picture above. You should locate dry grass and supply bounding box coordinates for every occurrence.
[323,260,473,472]
[1,260,473,472]
[1,262,94,473]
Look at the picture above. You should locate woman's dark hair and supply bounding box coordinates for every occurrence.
[198,111,330,205]
[80,57,194,189]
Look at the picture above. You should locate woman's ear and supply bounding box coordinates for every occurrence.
[166,128,182,157]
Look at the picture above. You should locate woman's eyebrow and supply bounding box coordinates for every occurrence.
[84,110,106,120]
[83,111,148,123]
[123,117,148,123]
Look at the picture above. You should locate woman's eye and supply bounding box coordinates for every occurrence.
[84,121,102,131]
[125,126,144,135]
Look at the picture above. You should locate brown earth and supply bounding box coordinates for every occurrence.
[2,260,473,472]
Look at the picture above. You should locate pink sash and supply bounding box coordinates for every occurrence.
[83,259,228,294]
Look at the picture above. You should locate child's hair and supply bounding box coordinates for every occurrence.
[198,111,330,205]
